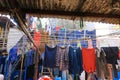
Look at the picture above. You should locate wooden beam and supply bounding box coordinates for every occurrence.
[21,9,120,19]
[0,8,120,19]
[72,0,87,19]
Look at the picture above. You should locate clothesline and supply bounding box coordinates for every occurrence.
[4,36,120,44]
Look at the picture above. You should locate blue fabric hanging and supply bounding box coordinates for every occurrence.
[0,56,7,74]
[44,45,57,68]
[9,46,18,64]
[26,49,35,67]
[69,46,83,75]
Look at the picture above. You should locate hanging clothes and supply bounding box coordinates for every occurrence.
[68,46,83,75]
[9,46,18,64]
[15,54,25,70]
[102,47,119,78]
[26,64,35,79]
[33,31,41,47]
[26,48,35,67]
[44,45,57,68]
[118,50,120,59]
[61,70,68,80]
[0,55,7,74]
[96,48,109,79]
[56,46,69,71]
[82,48,96,73]
[118,59,120,72]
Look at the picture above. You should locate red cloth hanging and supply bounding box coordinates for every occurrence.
[118,50,120,59]
[33,31,41,47]
[82,48,96,73]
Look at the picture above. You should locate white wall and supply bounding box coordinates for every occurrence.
[7,28,24,53]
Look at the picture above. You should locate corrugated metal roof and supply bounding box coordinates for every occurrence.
[0,0,120,24]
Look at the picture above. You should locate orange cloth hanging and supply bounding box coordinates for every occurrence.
[82,48,96,73]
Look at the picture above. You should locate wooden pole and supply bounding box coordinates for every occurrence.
[13,10,40,80]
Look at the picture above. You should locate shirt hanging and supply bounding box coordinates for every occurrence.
[9,46,18,64]
[44,45,57,68]
[56,46,69,71]
[102,47,119,78]
[69,46,83,75]
[82,48,96,73]
[96,48,109,79]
